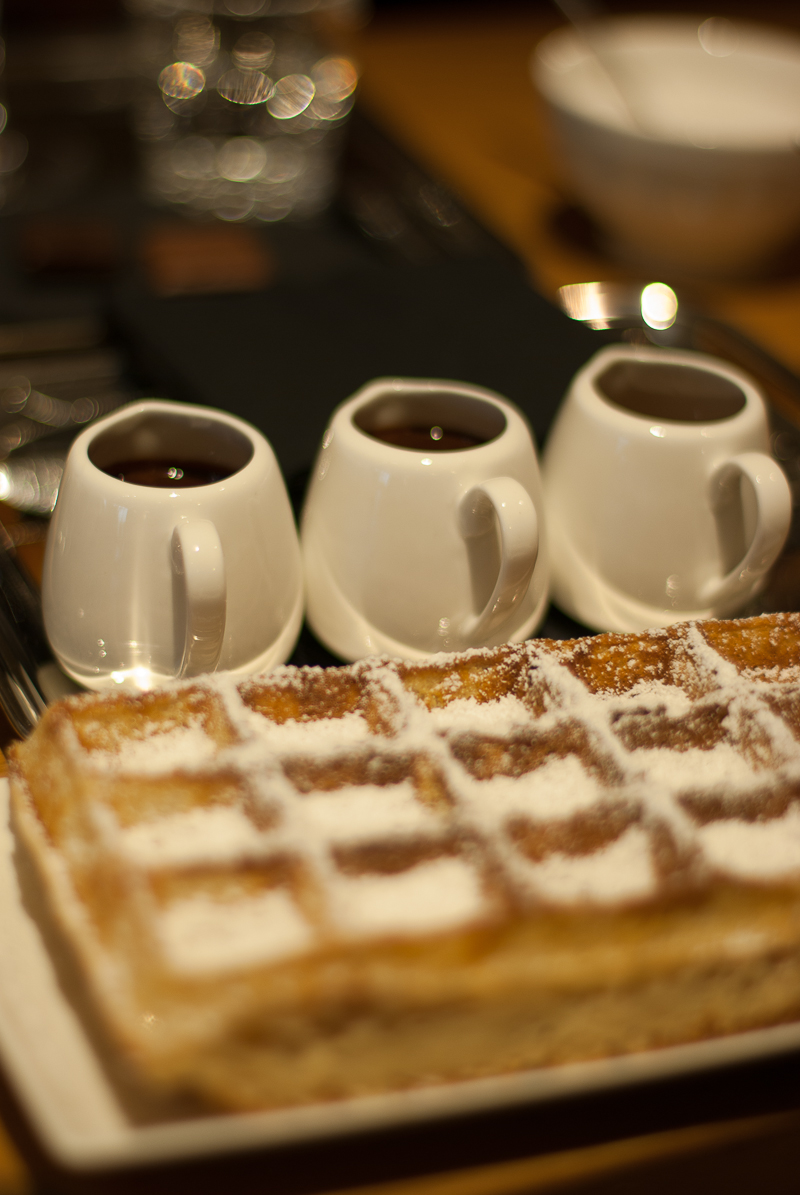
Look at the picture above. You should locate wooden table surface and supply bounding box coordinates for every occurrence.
[4,5,800,1192]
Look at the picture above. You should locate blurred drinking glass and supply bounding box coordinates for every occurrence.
[127,0,361,223]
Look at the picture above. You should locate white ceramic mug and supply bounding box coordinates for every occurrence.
[542,345,792,632]
[43,400,303,690]
[301,377,549,661]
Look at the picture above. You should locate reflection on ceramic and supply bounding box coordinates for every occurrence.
[301,378,549,662]
[43,400,302,691]
[542,345,792,633]
[532,16,800,277]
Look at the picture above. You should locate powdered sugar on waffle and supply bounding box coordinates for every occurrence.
[698,805,800,881]
[247,710,374,754]
[89,722,220,774]
[330,857,486,937]
[297,781,444,844]
[427,693,533,736]
[465,754,607,821]
[523,826,656,905]
[158,888,313,974]
[42,616,800,976]
[121,805,269,867]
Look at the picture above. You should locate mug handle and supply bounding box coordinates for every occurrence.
[700,452,792,607]
[458,477,539,642]
[171,520,227,678]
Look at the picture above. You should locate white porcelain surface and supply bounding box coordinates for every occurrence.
[542,345,791,633]
[4,778,800,1171]
[301,378,549,661]
[43,400,303,691]
[532,16,800,276]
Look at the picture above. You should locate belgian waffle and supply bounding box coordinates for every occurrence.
[10,612,800,1114]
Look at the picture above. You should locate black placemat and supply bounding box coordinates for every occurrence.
[110,256,601,481]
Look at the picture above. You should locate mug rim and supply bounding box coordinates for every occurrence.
[73,399,265,492]
[334,377,528,457]
[576,345,765,431]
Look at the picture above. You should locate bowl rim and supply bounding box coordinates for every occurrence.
[531,14,800,153]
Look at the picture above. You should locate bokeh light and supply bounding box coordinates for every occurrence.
[217,68,273,106]
[232,31,275,72]
[136,11,358,223]
[640,282,679,330]
[158,61,206,101]
[174,14,219,67]
[267,74,315,120]
[217,138,267,182]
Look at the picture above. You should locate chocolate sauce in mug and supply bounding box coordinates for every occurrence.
[369,424,486,451]
[597,361,746,422]
[102,459,233,487]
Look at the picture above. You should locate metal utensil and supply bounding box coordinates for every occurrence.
[0,451,66,515]
[550,0,650,135]
[0,333,134,515]
[0,526,80,738]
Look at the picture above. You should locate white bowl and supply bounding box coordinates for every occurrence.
[532,15,800,277]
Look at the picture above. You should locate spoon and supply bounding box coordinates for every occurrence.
[550,0,650,135]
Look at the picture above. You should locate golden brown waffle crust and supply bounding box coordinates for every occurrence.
[10,613,800,1113]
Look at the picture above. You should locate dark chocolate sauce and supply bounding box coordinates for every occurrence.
[102,459,233,487]
[368,424,486,451]
[598,361,746,423]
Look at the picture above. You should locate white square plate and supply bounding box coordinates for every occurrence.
[3,779,800,1173]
